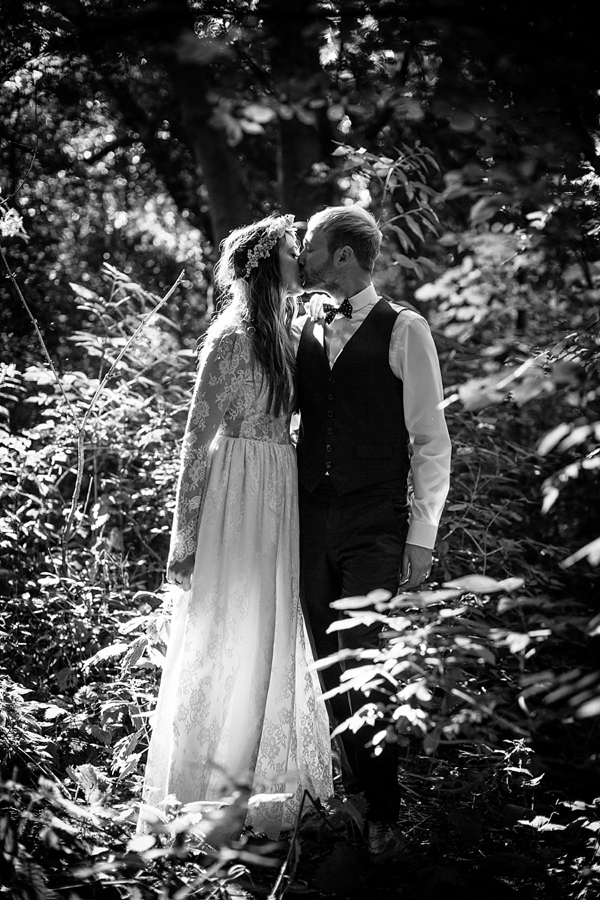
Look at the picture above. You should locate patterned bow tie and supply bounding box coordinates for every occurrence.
[322,298,353,324]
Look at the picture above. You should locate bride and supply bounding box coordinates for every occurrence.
[140,214,333,838]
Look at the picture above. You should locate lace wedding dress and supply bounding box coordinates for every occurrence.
[141,327,332,837]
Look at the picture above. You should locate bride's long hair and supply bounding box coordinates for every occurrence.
[210,216,297,418]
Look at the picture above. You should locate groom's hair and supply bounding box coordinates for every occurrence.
[309,205,382,273]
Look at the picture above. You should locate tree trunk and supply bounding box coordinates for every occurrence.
[173,62,254,245]
[278,109,335,221]
[141,0,253,244]
[262,0,336,221]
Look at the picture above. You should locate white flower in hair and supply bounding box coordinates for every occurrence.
[243,214,295,279]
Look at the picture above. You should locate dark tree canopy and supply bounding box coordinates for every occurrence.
[3,0,600,236]
[2,0,600,364]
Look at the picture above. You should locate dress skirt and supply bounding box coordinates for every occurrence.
[142,433,332,837]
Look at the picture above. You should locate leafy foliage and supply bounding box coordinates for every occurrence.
[0,775,283,899]
[0,267,192,793]
[2,2,600,897]
[1,253,598,898]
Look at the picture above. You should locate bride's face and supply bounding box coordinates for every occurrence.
[278,232,302,296]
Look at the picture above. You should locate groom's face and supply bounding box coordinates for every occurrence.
[299,224,338,293]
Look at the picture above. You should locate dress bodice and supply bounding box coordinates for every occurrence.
[215,334,291,444]
[169,328,292,564]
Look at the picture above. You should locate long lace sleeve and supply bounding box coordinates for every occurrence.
[168,331,250,567]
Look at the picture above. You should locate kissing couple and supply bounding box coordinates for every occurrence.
[140,205,451,854]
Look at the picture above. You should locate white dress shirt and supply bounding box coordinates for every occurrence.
[292,283,451,549]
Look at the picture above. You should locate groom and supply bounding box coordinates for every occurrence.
[294,205,451,853]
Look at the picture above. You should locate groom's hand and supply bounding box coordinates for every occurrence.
[399,543,432,591]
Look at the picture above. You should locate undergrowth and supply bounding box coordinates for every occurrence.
[1,263,599,898]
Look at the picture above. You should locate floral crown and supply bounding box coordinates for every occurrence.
[242,214,295,279]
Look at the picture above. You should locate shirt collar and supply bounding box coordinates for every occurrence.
[347,283,378,311]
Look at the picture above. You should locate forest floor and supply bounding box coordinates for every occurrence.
[4,733,596,900]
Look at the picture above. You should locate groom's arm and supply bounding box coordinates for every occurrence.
[389,310,451,584]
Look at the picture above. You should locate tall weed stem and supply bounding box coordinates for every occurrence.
[61,270,185,566]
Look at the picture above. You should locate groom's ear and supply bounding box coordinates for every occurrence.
[333,245,353,266]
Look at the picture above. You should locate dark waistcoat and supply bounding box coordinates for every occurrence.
[296,298,410,495]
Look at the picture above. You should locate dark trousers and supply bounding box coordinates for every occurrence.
[298,477,408,823]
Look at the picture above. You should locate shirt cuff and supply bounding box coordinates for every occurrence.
[406,520,438,550]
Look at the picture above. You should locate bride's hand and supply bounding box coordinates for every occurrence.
[305,294,327,321]
[167,558,194,592]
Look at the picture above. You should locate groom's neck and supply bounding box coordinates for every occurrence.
[329,272,372,302]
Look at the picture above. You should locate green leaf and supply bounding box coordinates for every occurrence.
[390,224,416,254]
[469,195,507,225]
[127,833,157,853]
[395,252,419,270]
[561,536,600,568]
[521,816,566,832]
[247,792,294,806]
[331,595,376,610]
[69,282,98,301]
[404,215,425,242]
[443,574,523,594]
[503,633,531,654]
[83,642,128,670]
[331,589,392,610]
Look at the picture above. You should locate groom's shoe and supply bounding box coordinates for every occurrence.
[367,820,398,856]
